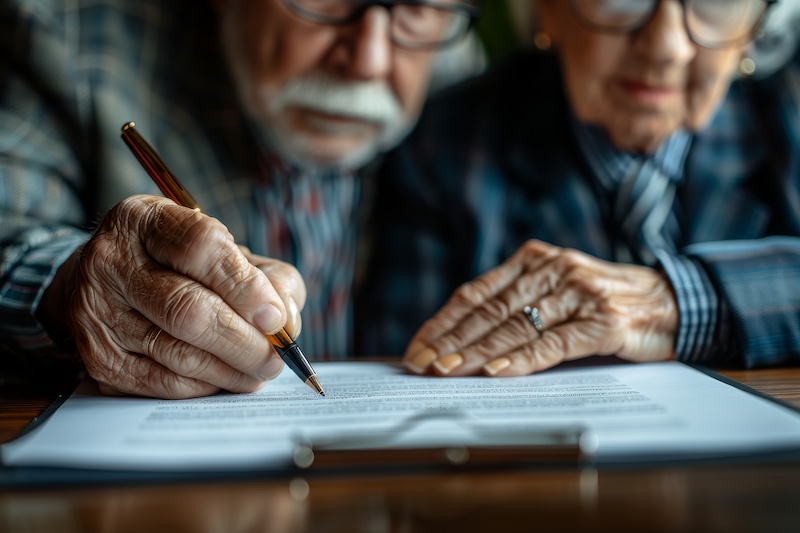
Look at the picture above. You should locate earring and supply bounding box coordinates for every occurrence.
[534,32,552,51]
[739,56,756,77]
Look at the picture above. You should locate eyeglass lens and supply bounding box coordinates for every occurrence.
[571,0,767,47]
[288,0,473,48]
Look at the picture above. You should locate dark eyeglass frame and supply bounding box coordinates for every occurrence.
[569,0,778,49]
[281,0,481,50]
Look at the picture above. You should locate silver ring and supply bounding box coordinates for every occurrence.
[522,306,544,333]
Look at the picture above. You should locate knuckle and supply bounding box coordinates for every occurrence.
[183,217,234,262]
[551,254,576,277]
[539,330,569,358]
[161,286,218,344]
[78,234,124,283]
[516,314,540,342]
[435,329,470,356]
[172,344,213,378]
[477,298,511,324]
[454,274,499,307]
[217,257,263,302]
[519,239,546,256]
[113,195,150,222]
[560,247,584,264]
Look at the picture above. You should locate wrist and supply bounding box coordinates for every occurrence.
[35,248,81,349]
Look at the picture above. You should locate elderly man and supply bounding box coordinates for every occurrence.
[0,0,480,398]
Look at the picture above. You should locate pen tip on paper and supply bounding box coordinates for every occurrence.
[306,375,326,397]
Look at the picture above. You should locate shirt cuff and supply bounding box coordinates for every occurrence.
[654,250,720,363]
[0,231,86,352]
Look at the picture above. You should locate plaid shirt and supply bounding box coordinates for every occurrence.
[0,0,361,378]
[356,48,800,369]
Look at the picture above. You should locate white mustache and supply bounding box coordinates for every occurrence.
[267,74,404,127]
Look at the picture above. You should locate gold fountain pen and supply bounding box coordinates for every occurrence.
[121,121,325,396]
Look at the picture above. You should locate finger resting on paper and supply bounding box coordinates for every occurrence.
[418,272,560,360]
[408,260,533,349]
[412,289,581,377]
[410,302,524,365]
[404,278,545,361]
[404,244,562,358]
[427,315,535,377]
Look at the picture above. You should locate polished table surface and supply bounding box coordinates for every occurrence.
[2,363,800,533]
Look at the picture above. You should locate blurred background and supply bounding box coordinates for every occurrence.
[474,0,526,62]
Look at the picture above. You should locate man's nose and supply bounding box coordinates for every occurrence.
[336,6,392,80]
[633,0,696,66]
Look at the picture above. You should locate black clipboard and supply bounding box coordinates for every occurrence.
[290,409,587,470]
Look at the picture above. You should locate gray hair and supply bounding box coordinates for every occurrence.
[752,0,800,77]
[509,0,800,78]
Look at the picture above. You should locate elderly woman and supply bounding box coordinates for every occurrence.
[356,0,800,377]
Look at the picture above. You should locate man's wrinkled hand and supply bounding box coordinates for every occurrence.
[42,194,305,399]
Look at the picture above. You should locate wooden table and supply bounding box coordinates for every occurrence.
[2,366,800,533]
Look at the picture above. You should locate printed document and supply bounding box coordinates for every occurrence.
[4,361,800,470]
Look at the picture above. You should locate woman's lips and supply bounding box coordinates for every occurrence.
[618,80,680,106]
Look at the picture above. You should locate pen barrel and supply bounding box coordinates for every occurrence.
[275,343,316,382]
[120,122,201,210]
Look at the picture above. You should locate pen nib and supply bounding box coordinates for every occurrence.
[305,375,326,397]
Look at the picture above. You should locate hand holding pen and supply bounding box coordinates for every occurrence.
[120,122,324,396]
[36,122,322,399]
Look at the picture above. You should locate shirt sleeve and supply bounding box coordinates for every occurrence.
[654,251,732,365]
[0,2,93,375]
[683,238,800,369]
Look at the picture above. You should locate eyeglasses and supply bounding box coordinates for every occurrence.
[282,0,480,50]
[569,0,777,49]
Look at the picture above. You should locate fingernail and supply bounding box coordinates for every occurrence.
[254,303,283,333]
[483,357,511,376]
[260,356,285,381]
[404,341,426,358]
[405,348,438,374]
[433,353,464,375]
[288,297,300,334]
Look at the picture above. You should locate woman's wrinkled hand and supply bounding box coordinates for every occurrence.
[403,240,678,377]
[39,194,305,399]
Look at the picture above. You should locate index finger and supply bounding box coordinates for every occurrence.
[132,196,287,374]
[405,239,558,356]
[242,248,306,339]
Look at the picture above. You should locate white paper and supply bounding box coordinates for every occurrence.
[4,361,800,470]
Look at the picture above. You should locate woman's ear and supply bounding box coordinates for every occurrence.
[536,0,559,47]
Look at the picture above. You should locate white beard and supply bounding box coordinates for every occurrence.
[219,6,414,172]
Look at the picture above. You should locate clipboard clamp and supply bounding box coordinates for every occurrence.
[292,409,593,470]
